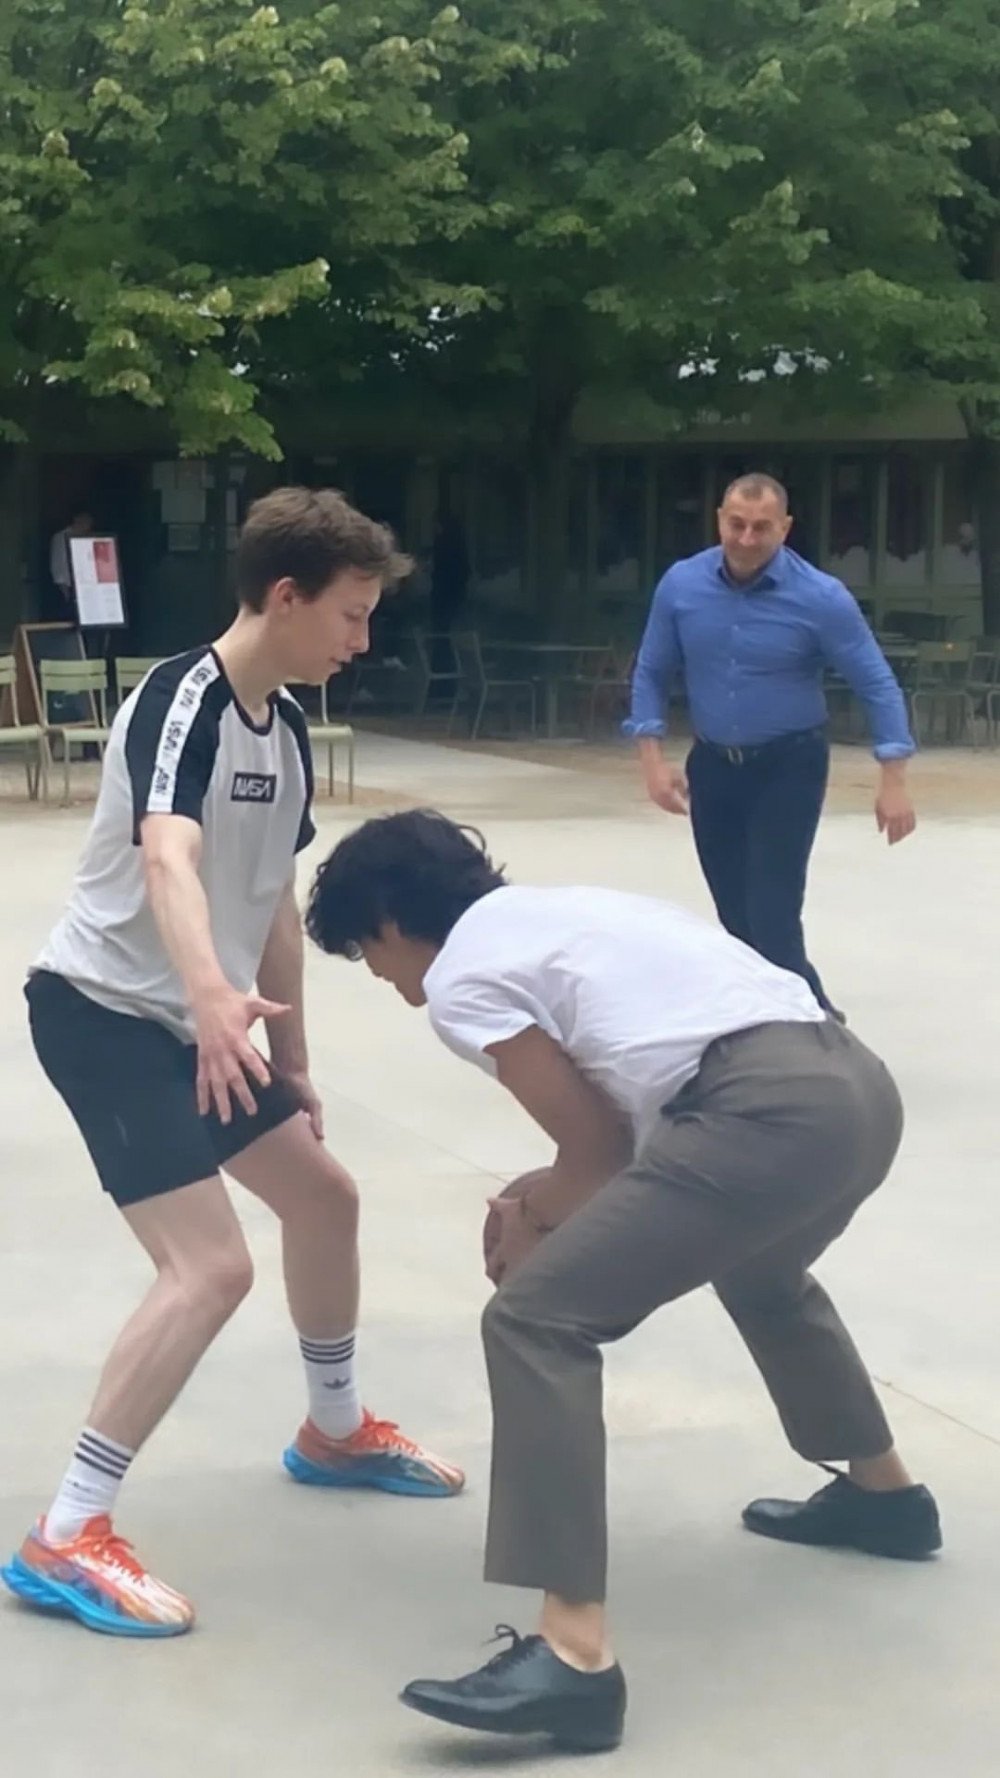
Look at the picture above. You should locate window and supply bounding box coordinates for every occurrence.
[595,456,645,596]
[828,456,876,588]
[656,456,706,569]
[940,454,979,586]
[350,455,408,538]
[885,452,928,586]
[474,462,526,606]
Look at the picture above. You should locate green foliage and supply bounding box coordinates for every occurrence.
[0,0,478,453]
[410,0,1000,428]
[2,0,999,504]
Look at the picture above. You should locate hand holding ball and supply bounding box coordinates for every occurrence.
[483,1169,552,1278]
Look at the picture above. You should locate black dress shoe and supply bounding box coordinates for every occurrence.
[743,1467,942,1560]
[401,1625,627,1752]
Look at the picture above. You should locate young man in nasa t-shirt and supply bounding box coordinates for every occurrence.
[307,810,941,1754]
[2,491,463,1641]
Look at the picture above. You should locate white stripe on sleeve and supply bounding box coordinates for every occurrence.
[146,653,222,814]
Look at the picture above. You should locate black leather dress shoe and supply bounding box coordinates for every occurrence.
[401,1625,627,1752]
[743,1467,942,1560]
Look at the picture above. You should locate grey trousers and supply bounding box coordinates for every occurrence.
[481,1020,904,1604]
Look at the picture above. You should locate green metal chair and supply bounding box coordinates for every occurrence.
[0,653,47,800]
[40,658,111,805]
[447,631,537,740]
[115,656,165,704]
[290,681,356,801]
[907,641,976,746]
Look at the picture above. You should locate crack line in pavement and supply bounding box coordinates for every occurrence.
[324,1085,521,1180]
[873,1377,1000,1448]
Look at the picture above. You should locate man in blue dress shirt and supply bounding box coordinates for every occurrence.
[624,473,916,1014]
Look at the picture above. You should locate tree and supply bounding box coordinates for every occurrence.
[871,0,1000,635]
[391,0,998,625]
[0,0,476,459]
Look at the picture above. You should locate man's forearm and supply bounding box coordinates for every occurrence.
[144,853,228,1007]
[637,735,664,781]
[257,887,308,1070]
[527,1135,633,1229]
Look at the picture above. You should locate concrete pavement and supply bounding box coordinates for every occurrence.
[0,731,998,1776]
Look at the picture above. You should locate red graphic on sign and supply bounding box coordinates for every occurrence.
[93,539,118,583]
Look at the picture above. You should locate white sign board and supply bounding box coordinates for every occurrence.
[69,535,126,629]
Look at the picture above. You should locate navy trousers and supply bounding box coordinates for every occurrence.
[686,728,834,1012]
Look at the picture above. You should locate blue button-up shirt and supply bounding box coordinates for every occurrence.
[624,545,915,760]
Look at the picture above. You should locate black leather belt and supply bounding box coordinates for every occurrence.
[695,726,828,766]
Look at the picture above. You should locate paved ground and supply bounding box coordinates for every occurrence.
[1,732,998,1776]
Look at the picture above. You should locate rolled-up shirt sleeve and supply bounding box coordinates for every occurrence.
[622,571,681,739]
[817,586,916,760]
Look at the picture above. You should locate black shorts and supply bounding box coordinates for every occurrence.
[26,970,304,1208]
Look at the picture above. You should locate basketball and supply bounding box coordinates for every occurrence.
[482,1169,551,1273]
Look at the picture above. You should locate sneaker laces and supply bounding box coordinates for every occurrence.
[351,1413,421,1456]
[77,1518,148,1582]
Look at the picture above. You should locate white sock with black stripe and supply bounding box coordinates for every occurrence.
[300,1332,363,1440]
[45,1428,135,1544]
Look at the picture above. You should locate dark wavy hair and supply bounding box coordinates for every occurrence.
[306,809,507,956]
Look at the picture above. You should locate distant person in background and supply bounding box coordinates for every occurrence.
[625,474,916,1020]
[49,511,93,614]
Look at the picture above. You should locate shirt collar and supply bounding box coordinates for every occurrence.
[716,545,784,594]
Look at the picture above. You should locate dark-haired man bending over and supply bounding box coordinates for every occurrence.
[308,809,940,1754]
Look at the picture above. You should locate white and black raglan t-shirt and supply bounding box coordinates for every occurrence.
[34,648,315,1041]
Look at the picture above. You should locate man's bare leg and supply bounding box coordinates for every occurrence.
[539,1596,615,1672]
[90,1175,255,1447]
[2,1175,251,1636]
[228,1112,465,1496]
[850,1448,913,1492]
[227,1111,358,1345]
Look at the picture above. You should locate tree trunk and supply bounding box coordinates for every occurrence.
[967,424,1000,639]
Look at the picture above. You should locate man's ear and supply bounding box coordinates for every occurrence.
[266,576,300,614]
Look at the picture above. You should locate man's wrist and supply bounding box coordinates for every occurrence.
[878,759,908,782]
[268,1045,307,1073]
[269,1042,309,1075]
[188,972,232,1013]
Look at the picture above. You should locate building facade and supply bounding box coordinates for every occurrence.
[2,395,986,658]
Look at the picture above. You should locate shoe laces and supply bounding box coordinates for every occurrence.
[353,1412,420,1456]
[77,1517,147,1582]
[482,1624,535,1674]
[813,1463,854,1502]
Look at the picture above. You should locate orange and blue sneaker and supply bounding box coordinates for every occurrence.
[283,1411,465,1498]
[1,1515,194,1638]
